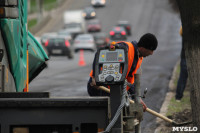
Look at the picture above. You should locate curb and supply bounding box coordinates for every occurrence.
[154,60,180,133]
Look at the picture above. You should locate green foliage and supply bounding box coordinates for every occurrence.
[43,0,58,10]
[28,18,37,30]
[30,0,58,13]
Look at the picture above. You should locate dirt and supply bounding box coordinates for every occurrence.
[159,109,193,133]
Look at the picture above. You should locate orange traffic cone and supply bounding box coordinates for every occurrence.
[78,49,86,66]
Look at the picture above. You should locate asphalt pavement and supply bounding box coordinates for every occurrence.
[29,0,182,132]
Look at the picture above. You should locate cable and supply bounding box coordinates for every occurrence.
[99,81,128,133]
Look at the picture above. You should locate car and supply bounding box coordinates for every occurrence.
[93,32,109,48]
[83,7,96,19]
[109,26,127,41]
[41,32,57,46]
[58,29,73,44]
[91,0,106,7]
[44,35,74,59]
[58,30,72,40]
[73,34,96,52]
[87,19,101,32]
[64,23,85,39]
[117,20,132,35]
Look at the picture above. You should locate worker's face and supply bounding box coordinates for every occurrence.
[138,47,154,57]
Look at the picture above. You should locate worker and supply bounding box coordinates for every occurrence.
[175,26,188,102]
[87,33,158,111]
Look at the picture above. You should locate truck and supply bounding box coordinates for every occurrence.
[63,10,86,39]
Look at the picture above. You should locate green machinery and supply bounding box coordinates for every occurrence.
[0,0,48,92]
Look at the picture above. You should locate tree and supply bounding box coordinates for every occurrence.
[176,0,200,129]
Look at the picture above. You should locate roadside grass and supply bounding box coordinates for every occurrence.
[30,0,59,13]
[166,65,191,116]
[28,0,63,29]
[43,0,58,11]
[28,18,37,30]
[166,91,191,116]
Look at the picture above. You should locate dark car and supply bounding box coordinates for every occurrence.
[117,21,132,35]
[87,19,101,32]
[109,26,127,41]
[44,35,74,59]
[41,32,57,46]
[83,7,96,19]
[94,33,109,48]
[58,30,73,44]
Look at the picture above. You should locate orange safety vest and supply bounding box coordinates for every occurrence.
[89,41,143,91]
[125,41,143,85]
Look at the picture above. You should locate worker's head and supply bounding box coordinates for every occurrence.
[137,33,158,57]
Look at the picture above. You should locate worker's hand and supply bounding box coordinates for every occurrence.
[90,77,96,86]
[90,77,100,89]
[140,98,147,112]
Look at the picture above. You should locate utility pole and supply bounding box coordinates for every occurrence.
[27,0,30,13]
[36,0,43,22]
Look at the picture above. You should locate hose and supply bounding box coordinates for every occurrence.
[99,81,128,133]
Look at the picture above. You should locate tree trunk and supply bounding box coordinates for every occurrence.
[176,0,200,130]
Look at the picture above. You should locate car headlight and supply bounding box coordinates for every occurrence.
[82,13,86,17]
[91,12,96,17]
[101,0,106,4]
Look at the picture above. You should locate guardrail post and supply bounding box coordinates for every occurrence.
[134,74,140,103]
[134,74,141,133]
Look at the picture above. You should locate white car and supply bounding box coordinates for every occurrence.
[73,34,96,52]
[91,0,106,7]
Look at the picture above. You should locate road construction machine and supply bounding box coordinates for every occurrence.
[0,0,48,92]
